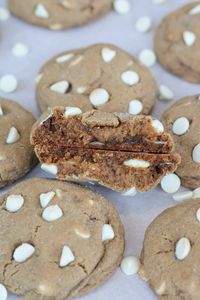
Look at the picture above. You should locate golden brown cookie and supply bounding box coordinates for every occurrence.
[30,108,181,193]
[161,95,200,189]
[8,0,113,30]
[0,178,124,299]
[140,199,200,300]
[0,98,36,187]
[36,44,157,114]
[155,2,200,83]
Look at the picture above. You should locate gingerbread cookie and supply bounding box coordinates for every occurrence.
[8,0,112,30]
[36,44,157,114]
[0,178,124,299]
[140,199,200,299]
[0,98,36,187]
[30,108,181,193]
[161,95,200,189]
[155,2,200,83]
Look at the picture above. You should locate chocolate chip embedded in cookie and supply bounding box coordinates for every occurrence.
[0,178,124,299]
[0,98,36,187]
[36,44,157,114]
[30,108,181,193]
[140,199,200,299]
[155,2,200,82]
[161,95,200,189]
[7,0,113,30]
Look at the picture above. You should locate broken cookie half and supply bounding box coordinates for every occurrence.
[30,107,181,193]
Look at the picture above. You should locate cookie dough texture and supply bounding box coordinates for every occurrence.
[0,178,124,299]
[0,98,36,187]
[36,44,157,114]
[161,95,200,189]
[31,108,181,193]
[155,2,200,83]
[140,199,200,300]
[7,0,112,30]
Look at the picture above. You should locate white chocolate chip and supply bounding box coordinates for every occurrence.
[196,208,200,222]
[74,228,91,239]
[59,245,75,267]
[42,205,63,222]
[161,174,181,194]
[6,127,20,144]
[56,53,74,63]
[89,88,109,106]
[41,164,58,175]
[49,23,63,30]
[129,99,143,115]
[120,256,140,275]
[139,49,156,67]
[101,48,116,63]
[193,187,200,199]
[50,81,70,94]
[152,119,164,133]
[102,224,115,241]
[183,31,196,47]
[76,86,87,94]
[136,16,152,33]
[35,4,49,19]
[36,73,43,84]
[0,75,18,93]
[124,159,150,168]
[0,283,7,300]
[64,107,82,117]
[69,56,83,67]
[0,7,10,21]
[121,71,140,86]
[156,281,166,295]
[159,85,174,101]
[113,0,131,14]
[5,194,24,212]
[122,187,137,197]
[172,117,190,136]
[40,191,55,208]
[189,4,200,15]
[152,0,167,4]
[192,144,200,163]
[0,106,3,116]
[175,237,191,260]
[13,243,35,263]
[12,43,29,57]
[172,191,193,202]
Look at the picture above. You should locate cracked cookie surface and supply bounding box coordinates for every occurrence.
[36,44,157,114]
[155,2,200,83]
[0,98,36,188]
[161,95,200,189]
[7,0,112,30]
[140,199,200,300]
[0,178,124,300]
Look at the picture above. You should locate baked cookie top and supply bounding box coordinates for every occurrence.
[0,178,124,299]
[161,95,200,189]
[0,98,36,187]
[8,0,113,30]
[155,2,200,82]
[36,44,157,114]
[140,199,200,300]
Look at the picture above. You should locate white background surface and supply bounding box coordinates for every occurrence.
[0,0,200,299]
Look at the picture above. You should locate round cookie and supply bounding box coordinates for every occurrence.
[140,199,200,299]
[0,178,124,299]
[36,44,157,114]
[8,0,113,30]
[0,98,36,187]
[155,2,200,83]
[161,95,200,189]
